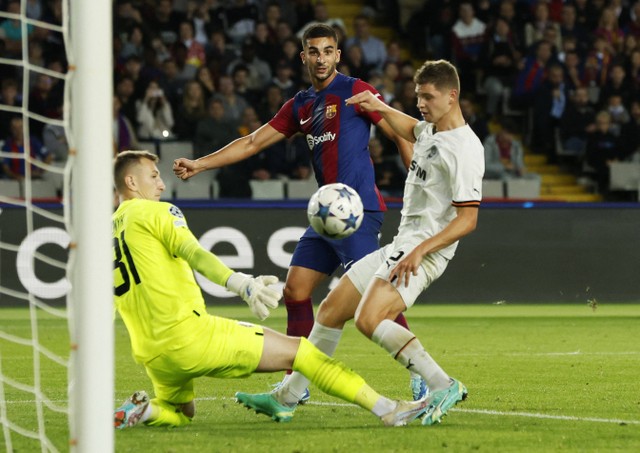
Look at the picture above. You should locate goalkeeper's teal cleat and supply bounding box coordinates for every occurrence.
[235,392,296,423]
[410,375,429,401]
[421,378,468,426]
[381,398,429,426]
[114,390,149,429]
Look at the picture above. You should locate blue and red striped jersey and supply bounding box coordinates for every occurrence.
[269,72,387,212]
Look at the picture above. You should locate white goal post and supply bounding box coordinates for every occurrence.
[68,0,113,451]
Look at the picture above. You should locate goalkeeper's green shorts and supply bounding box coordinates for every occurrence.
[144,314,264,404]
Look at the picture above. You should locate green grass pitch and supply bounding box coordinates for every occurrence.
[1,304,639,452]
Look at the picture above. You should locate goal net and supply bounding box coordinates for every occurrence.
[0,1,113,451]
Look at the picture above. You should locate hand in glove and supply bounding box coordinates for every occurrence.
[226,272,281,320]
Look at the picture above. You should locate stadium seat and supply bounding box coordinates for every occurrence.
[482,179,504,198]
[158,141,193,162]
[26,179,58,199]
[286,179,317,199]
[174,179,211,199]
[506,178,541,199]
[609,162,640,191]
[249,180,285,199]
[0,179,21,198]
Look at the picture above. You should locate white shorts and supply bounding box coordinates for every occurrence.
[346,242,449,309]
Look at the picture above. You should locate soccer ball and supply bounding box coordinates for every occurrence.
[307,183,364,239]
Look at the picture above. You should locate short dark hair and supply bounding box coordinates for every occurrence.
[114,150,158,192]
[301,23,338,48]
[414,60,460,93]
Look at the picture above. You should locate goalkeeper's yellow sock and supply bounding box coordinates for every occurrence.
[145,398,193,428]
[292,337,395,416]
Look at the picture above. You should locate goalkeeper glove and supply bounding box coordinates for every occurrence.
[226,272,281,320]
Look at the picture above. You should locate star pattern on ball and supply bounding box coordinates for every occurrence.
[342,213,360,230]
[317,203,331,222]
[336,186,354,200]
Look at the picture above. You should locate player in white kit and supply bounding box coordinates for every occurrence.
[236,60,484,426]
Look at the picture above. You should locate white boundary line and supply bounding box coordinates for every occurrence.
[5,396,640,426]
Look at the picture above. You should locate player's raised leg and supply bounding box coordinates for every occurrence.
[236,328,428,426]
[355,277,467,425]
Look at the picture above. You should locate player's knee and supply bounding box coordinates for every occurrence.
[316,297,350,328]
[354,310,377,339]
[283,282,309,302]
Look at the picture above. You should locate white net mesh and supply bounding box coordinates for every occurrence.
[0,1,89,451]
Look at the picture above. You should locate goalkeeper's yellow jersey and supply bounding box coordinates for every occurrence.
[112,198,229,364]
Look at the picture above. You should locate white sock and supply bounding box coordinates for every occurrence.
[372,319,450,392]
[278,323,344,405]
[372,396,397,417]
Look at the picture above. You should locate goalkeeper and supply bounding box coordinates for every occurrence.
[112,150,429,429]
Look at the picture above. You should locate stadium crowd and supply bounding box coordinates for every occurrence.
[1,0,639,200]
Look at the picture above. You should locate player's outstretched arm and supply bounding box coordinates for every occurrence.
[176,234,281,320]
[345,91,418,144]
[173,123,285,180]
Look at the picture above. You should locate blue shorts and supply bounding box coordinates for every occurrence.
[290,211,384,275]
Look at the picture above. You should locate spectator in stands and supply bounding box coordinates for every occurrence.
[178,20,206,71]
[184,0,213,45]
[559,86,597,160]
[271,60,297,100]
[224,0,260,45]
[345,14,387,70]
[293,0,315,32]
[136,80,175,140]
[205,30,236,80]
[213,75,249,124]
[193,98,239,159]
[0,78,22,140]
[42,122,68,162]
[378,61,401,104]
[512,40,554,110]
[1,0,34,58]
[29,73,63,138]
[620,100,640,161]
[560,3,590,56]
[194,65,216,100]
[481,16,521,118]
[404,0,456,60]
[149,0,183,47]
[585,110,621,194]
[628,48,640,94]
[158,58,185,112]
[595,6,626,55]
[253,21,281,70]
[583,36,614,89]
[1,116,51,181]
[625,1,640,38]
[451,1,487,92]
[604,94,630,136]
[114,95,139,154]
[531,64,568,163]
[173,79,207,141]
[115,75,139,131]
[279,37,303,84]
[483,119,527,180]
[369,136,405,198]
[296,0,346,39]
[560,46,584,93]
[120,25,146,61]
[524,2,562,50]
[227,39,272,91]
[232,65,262,106]
[599,63,634,109]
[460,97,489,144]
[344,44,375,81]
[256,84,285,124]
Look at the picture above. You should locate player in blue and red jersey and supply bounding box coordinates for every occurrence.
[173,24,426,401]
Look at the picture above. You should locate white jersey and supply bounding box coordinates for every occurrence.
[393,121,484,260]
